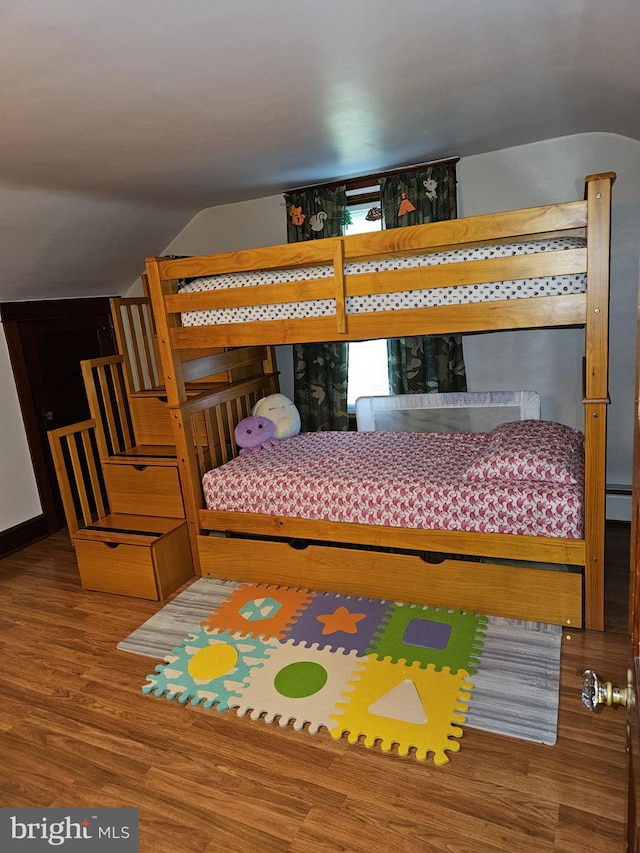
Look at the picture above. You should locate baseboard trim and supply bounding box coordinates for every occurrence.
[0,515,49,558]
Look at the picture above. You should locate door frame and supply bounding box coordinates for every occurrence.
[0,297,116,543]
[628,280,640,851]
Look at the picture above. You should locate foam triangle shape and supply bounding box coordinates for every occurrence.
[368,678,428,724]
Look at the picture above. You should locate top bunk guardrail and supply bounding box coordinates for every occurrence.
[144,171,614,352]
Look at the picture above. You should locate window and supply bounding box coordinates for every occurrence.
[345,199,390,411]
[347,338,390,410]
[287,158,460,422]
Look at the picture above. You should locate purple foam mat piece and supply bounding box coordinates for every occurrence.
[284,592,391,653]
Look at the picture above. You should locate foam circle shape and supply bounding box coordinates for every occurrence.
[274,661,328,698]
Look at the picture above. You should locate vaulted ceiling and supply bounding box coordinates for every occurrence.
[1,0,638,300]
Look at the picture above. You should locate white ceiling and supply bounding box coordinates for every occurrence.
[1,0,639,300]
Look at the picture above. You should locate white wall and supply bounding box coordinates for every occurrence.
[2,131,638,533]
[0,325,41,528]
[163,195,286,257]
[458,133,640,496]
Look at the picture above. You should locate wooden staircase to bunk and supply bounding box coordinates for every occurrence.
[109,289,231,443]
[45,291,214,600]
[48,417,192,600]
[48,289,279,599]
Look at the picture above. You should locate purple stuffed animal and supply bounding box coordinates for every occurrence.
[234,415,280,455]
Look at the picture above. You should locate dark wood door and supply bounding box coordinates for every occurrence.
[629,477,639,851]
[1,297,117,541]
[628,284,640,851]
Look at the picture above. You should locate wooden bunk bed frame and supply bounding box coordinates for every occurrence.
[145,172,615,631]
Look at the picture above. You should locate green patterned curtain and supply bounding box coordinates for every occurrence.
[285,185,347,244]
[285,185,349,432]
[380,162,467,395]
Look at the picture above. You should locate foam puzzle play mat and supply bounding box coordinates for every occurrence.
[142,582,489,765]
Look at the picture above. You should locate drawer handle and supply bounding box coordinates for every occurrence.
[134,465,148,471]
[104,542,121,549]
[156,396,168,404]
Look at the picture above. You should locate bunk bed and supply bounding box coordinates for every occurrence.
[145,172,615,631]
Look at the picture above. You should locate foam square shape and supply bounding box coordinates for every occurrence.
[403,617,452,650]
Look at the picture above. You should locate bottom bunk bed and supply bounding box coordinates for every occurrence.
[173,370,588,629]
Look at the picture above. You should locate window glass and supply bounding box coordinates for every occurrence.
[345,202,389,410]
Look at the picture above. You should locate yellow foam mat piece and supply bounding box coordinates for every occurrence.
[329,656,473,765]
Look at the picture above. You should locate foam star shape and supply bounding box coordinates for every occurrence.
[316,605,366,635]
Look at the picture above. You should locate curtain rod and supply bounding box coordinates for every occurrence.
[286,156,460,195]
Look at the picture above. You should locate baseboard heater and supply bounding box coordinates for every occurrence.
[606,484,632,522]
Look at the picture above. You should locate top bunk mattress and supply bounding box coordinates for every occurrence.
[179,236,586,326]
[202,420,585,539]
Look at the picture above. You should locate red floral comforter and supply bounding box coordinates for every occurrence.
[202,429,584,538]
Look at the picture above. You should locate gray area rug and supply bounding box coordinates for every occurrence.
[117,578,241,658]
[464,616,561,745]
[118,577,561,746]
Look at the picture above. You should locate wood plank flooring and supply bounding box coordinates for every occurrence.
[0,524,631,852]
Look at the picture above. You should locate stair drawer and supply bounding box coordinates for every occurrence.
[129,391,209,446]
[75,539,161,599]
[74,521,193,600]
[103,462,184,518]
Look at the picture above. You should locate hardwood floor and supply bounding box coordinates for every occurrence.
[0,524,632,852]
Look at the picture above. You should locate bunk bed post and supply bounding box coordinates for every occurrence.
[168,401,206,576]
[145,257,204,573]
[583,172,615,631]
[145,258,189,408]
